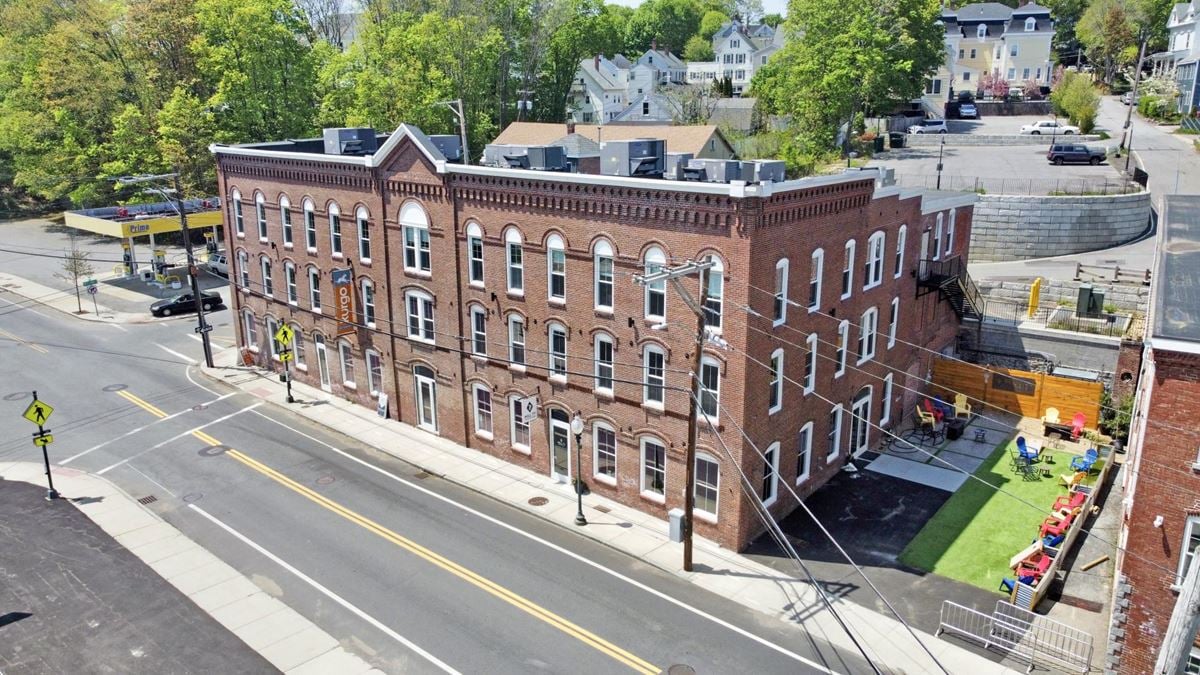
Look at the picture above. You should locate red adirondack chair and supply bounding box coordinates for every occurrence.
[922,398,944,423]
[1053,490,1087,513]
[1070,412,1086,440]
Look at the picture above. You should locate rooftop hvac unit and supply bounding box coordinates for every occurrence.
[665,152,694,180]
[525,145,567,171]
[322,128,378,156]
[428,135,463,162]
[483,144,525,167]
[687,159,741,183]
[601,139,665,177]
[752,160,786,183]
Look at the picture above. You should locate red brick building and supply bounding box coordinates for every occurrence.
[211,124,975,551]
[1110,195,1200,673]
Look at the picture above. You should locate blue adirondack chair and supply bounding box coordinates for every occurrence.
[1071,448,1099,473]
[1017,436,1039,463]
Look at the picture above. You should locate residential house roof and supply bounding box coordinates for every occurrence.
[949,2,1021,21]
[1012,2,1052,14]
[492,122,733,158]
[1152,195,1200,348]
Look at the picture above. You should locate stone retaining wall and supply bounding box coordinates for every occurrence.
[975,278,1151,314]
[970,191,1152,262]
[906,133,1104,146]
[974,100,1053,116]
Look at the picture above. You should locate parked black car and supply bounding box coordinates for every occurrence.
[1046,144,1106,165]
[150,290,223,317]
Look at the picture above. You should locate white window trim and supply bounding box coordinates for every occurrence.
[773,258,789,326]
[947,209,956,255]
[266,317,280,360]
[698,356,721,423]
[933,214,943,261]
[828,404,844,463]
[796,422,813,485]
[509,395,532,454]
[841,240,855,300]
[804,332,817,394]
[357,206,372,264]
[643,344,665,408]
[260,257,272,296]
[292,324,306,371]
[835,320,849,377]
[768,348,784,415]
[304,199,317,252]
[508,316,526,369]
[232,189,244,237]
[505,229,524,296]
[857,307,878,365]
[694,452,720,522]
[405,290,435,344]
[864,231,885,290]
[467,223,485,288]
[470,306,488,358]
[238,251,250,292]
[548,323,567,382]
[594,240,614,313]
[761,441,780,507]
[809,248,824,312]
[366,349,383,397]
[285,262,297,305]
[328,203,343,258]
[1179,516,1200,582]
[308,267,321,311]
[402,218,431,275]
[594,333,614,395]
[889,297,899,349]
[592,422,618,486]
[338,341,355,388]
[644,247,667,322]
[243,310,259,351]
[894,225,906,279]
[547,235,566,304]
[639,437,667,502]
[361,279,376,328]
[881,373,894,426]
[280,196,293,248]
[255,192,268,242]
[702,255,724,332]
[472,384,493,439]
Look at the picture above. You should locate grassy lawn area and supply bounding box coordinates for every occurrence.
[898,439,1104,592]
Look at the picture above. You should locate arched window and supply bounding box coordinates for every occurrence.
[472,384,493,436]
[640,436,667,499]
[835,320,849,376]
[308,266,321,310]
[466,222,484,286]
[804,332,817,393]
[894,225,907,278]
[644,247,666,321]
[773,258,789,325]
[828,404,844,463]
[889,296,900,349]
[279,195,293,246]
[231,188,244,236]
[338,340,354,386]
[594,332,614,392]
[841,239,856,298]
[594,239,614,312]
[303,198,317,250]
[361,278,376,328]
[237,250,250,291]
[401,202,429,272]
[1024,17,1036,31]
[291,324,305,368]
[857,307,878,364]
[698,356,721,421]
[702,255,723,330]
[547,234,566,302]
[356,206,372,262]
[266,316,280,359]
[470,305,487,356]
[761,442,780,506]
[505,228,524,294]
[328,202,343,256]
[865,231,885,289]
[850,386,873,455]
[260,256,273,296]
[548,322,568,379]
[593,422,617,483]
[977,24,987,38]
[934,213,944,260]
[284,262,297,304]
[881,373,894,426]
[695,453,720,519]
[254,191,268,240]
[768,348,784,414]
[404,289,434,343]
[508,314,525,365]
[243,309,258,349]
[946,209,956,255]
[809,248,824,311]
[643,344,665,406]
[796,422,813,484]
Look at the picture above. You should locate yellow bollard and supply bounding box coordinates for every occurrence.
[1028,277,1042,319]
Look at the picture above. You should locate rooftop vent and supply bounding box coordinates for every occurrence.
[526,145,567,171]
[323,127,378,156]
[428,135,463,163]
[664,152,693,180]
[600,139,666,178]
[686,158,742,183]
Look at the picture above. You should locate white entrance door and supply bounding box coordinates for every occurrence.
[549,409,571,482]
[314,334,332,392]
[918,230,931,280]
[850,388,872,456]
[414,366,438,433]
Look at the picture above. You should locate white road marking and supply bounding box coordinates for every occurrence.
[246,407,835,673]
[0,294,49,319]
[61,392,236,464]
[188,504,461,675]
[107,322,128,332]
[156,342,197,364]
[96,403,261,475]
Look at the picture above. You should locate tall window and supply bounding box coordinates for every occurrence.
[308,267,321,310]
[473,385,493,436]
[889,297,899,348]
[841,240,855,299]
[762,442,779,506]
[260,257,273,296]
[881,373,894,426]
[768,349,784,414]
[405,291,435,343]
[467,222,484,286]
[695,454,719,518]
[835,320,849,376]
[238,251,249,290]
[338,341,354,386]
[1179,517,1200,582]
[255,192,268,240]
[828,404,843,462]
[304,198,317,250]
[641,437,666,498]
[547,234,566,302]
[243,310,258,348]
[266,317,280,359]
[594,333,614,392]
[796,422,813,483]
[644,247,666,320]
[594,239,614,312]
[361,279,376,328]
[894,225,906,278]
[470,306,487,356]
[366,350,383,396]
[548,323,567,378]
[232,189,244,236]
[946,209,956,255]
[773,258,789,325]
[357,206,372,262]
[285,262,297,304]
[506,228,524,294]
[508,315,525,365]
[292,325,305,367]
[804,333,817,394]
[809,249,824,311]
[933,214,943,260]
[857,307,878,364]
[280,195,293,246]
[644,345,665,405]
[328,202,343,256]
[594,423,617,482]
[865,231,885,289]
[510,395,531,450]
[401,203,430,273]
[698,358,720,420]
[702,255,724,330]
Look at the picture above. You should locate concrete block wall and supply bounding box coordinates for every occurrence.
[975,278,1151,315]
[905,133,1103,146]
[970,192,1151,262]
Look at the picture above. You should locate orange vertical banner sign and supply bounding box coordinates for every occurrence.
[332,267,356,336]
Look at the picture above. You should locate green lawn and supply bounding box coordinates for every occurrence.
[898,439,1103,592]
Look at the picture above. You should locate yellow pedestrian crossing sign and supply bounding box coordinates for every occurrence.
[33,434,53,447]
[274,324,294,346]
[23,400,53,426]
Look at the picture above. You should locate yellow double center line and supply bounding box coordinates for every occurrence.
[116,390,168,418]
[0,327,48,353]
[222,447,659,674]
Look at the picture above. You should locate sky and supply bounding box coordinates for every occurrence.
[604,0,790,17]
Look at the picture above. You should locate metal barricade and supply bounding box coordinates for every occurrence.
[937,600,1093,673]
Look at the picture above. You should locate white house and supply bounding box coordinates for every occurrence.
[1150,1,1199,113]
[686,21,785,96]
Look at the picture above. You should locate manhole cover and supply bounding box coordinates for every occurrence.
[137,495,158,505]
[182,493,203,503]
[198,445,229,457]
[3,392,30,401]
[315,475,335,486]
[192,404,206,411]
[667,666,696,675]
[414,471,431,480]
[528,496,549,507]
[102,384,128,392]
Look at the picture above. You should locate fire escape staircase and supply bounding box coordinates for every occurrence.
[917,256,984,322]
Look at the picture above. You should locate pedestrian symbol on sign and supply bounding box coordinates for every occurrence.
[22,400,54,426]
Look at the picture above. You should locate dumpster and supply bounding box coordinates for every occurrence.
[889,132,906,149]
[873,136,886,153]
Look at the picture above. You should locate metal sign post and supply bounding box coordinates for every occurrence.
[22,391,58,500]
[274,324,295,403]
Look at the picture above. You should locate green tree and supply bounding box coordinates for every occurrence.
[1077,0,1135,84]
[157,86,218,196]
[1051,70,1100,132]
[759,12,784,27]
[537,0,628,121]
[699,9,729,39]
[683,34,716,61]
[624,0,707,55]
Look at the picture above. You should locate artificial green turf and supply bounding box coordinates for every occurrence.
[897,439,1102,592]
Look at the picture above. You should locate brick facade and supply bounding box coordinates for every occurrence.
[213,128,973,551]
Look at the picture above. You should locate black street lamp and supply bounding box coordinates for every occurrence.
[570,412,587,526]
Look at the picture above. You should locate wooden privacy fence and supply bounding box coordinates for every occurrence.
[931,359,1102,429]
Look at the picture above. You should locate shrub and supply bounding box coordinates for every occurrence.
[1052,71,1100,133]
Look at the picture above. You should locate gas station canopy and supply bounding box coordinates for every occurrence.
[64,197,224,239]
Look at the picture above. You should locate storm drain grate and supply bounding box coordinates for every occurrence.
[137,495,158,505]
[413,471,431,480]
[593,505,611,514]
[528,496,549,507]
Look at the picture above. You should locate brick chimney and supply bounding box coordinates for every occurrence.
[567,121,576,135]
[594,54,600,70]
[652,39,658,52]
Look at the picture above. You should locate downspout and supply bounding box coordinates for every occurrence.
[376,165,400,423]
[449,170,472,450]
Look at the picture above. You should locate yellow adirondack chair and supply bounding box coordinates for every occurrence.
[954,393,972,419]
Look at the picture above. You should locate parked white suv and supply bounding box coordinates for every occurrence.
[908,119,948,134]
[1019,120,1080,135]
[206,251,228,277]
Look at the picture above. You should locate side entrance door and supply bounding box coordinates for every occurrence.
[413,365,438,433]
[314,333,332,392]
[549,409,570,482]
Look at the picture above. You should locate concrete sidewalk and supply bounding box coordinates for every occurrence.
[200,349,1020,674]
[0,461,379,675]
[0,270,153,324]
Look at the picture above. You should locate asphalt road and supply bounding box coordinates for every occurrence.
[0,290,871,674]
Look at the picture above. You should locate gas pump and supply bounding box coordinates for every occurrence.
[153,248,167,277]
[121,242,133,276]
[204,231,218,256]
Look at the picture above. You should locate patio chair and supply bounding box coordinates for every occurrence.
[934,395,956,419]
[1017,553,1052,579]
[1053,490,1087,513]
[922,398,945,423]
[1070,412,1086,440]
[1016,436,1040,463]
[954,393,972,419]
[1059,470,1087,489]
[1070,447,1099,473]
[1042,533,1066,548]
[1042,407,1060,425]
[1040,514,1072,538]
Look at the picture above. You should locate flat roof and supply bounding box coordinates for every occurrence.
[64,198,223,239]
[1152,195,1200,344]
